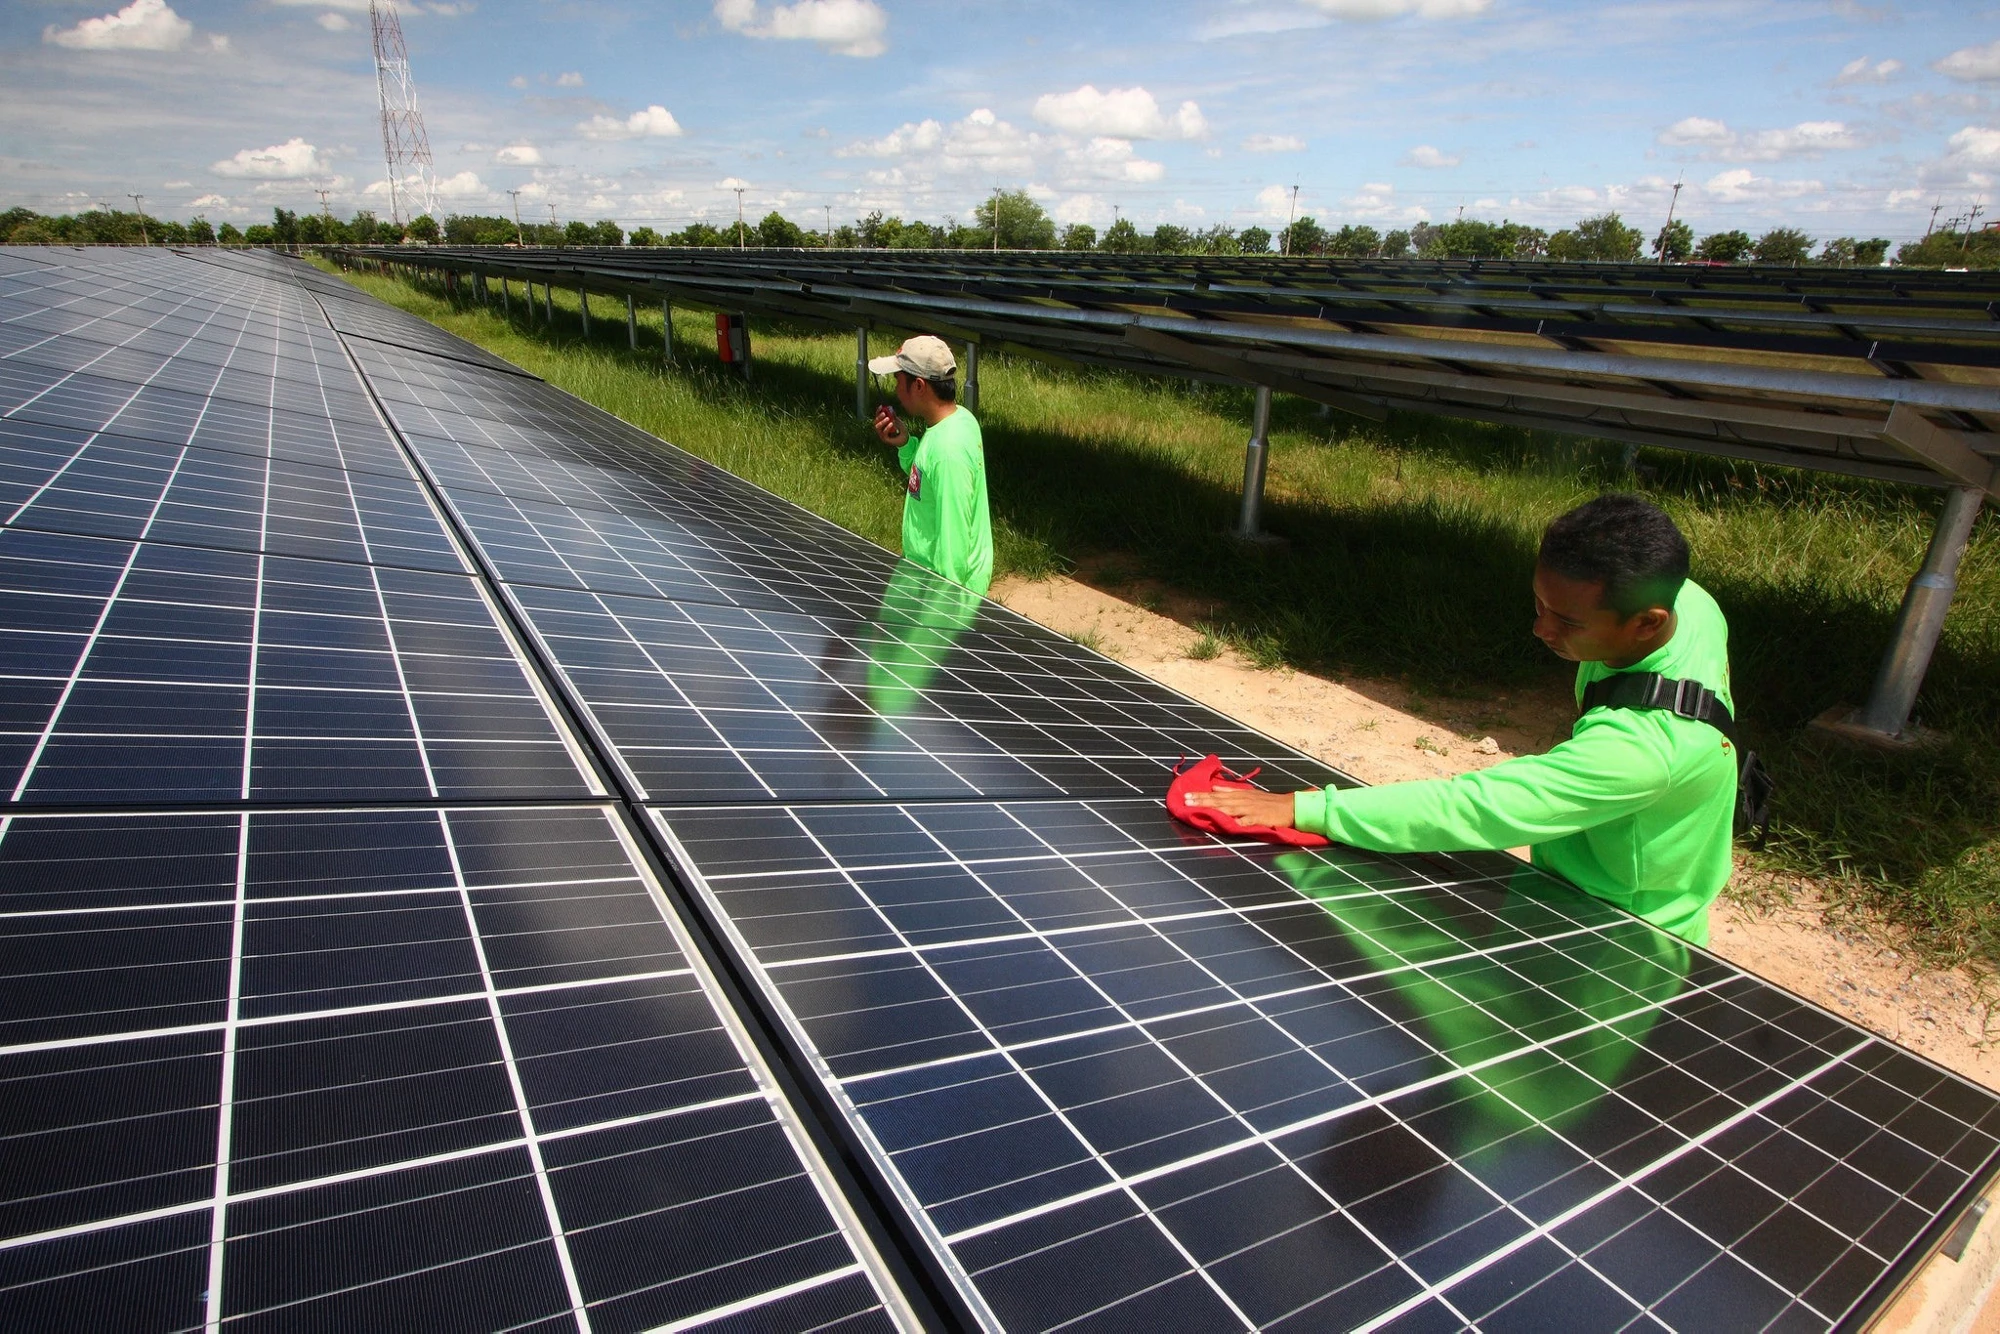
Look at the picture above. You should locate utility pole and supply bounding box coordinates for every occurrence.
[370,0,438,226]
[1657,174,1684,263]
[824,203,832,247]
[506,189,524,245]
[125,194,148,245]
[1962,199,1985,257]
[1455,201,1465,224]
[1924,196,1944,241]
[733,186,746,248]
[991,184,1002,252]
[313,186,334,220]
[1282,184,1299,255]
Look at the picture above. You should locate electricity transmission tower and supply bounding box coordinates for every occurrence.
[370,0,438,227]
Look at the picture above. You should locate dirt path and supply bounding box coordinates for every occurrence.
[992,571,1998,1096]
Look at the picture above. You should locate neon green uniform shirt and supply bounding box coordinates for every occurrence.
[1293,581,1738,945]
[897,407,993,595]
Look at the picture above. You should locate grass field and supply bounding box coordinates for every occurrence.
[321,259,2000,972]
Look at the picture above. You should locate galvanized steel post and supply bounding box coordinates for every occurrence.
[543,282,553,324]
[662,301,674,363]
[1235,386,1273,539]
[964,341,980,412]
[1854,485,1985,738]
[855,328,869,420]
[579,285,590,337]
[500,277,510,319]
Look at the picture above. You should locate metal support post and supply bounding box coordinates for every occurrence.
[543,282,553,324]
[1852,485,1985,738]
[579,286,590,337]
[740,313,753,384]
[626,294,637,351]
[1234,385,1273,540]
[856,328,870,420]
[662,301,675,363]
[475,273,487,303]
[964,341,980,412]
[500,277,509,319]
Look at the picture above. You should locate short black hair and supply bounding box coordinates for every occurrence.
[1538,494,1689,617]
[928,375,956,402]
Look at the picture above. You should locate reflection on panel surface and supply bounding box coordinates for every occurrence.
[655,798,2000,1331]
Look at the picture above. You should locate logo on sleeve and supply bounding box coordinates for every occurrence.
[906,464,922,499]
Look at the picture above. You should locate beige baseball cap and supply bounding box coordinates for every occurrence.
[868,335,957,381]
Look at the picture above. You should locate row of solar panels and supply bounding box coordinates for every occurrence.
[330,245,2000,496]
[1,244,1995,1333]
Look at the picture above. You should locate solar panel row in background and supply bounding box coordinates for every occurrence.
[2,245,1994,1334]
[286,250,2000,1332]
[0,246,912,1334]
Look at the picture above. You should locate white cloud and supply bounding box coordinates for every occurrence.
[1065,137,1164,183]
[494,144,542,165]
[713,0,887,58]
[45,0,193,51]
[1300,0,1489,19]
[716,176,751,190]
[1659,117,1860,161]
[837,118,945,158]
[555,71,584,87]
[1404,144,1461,168]
[317,13,350,31]
[1031,86,1207,140]
[577,105,684,140]
[1702,168,1823,204]
[837,108,1043,176]
[435,171,485,198]
[1936,40,2000,83]
[1242,133,1305,153]
[1834,56,1900,85]
[210,137,330,179]
[187,193,227,209]
[509,75,528,88]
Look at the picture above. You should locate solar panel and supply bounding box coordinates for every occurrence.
[3,246,1994,1333]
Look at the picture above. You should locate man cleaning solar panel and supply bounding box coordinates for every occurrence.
[870,335,993,596]
[1184,494,1767,948]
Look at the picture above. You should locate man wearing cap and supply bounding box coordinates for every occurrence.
[870,335,993,596]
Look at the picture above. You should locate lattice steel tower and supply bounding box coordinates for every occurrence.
[370,0,438,227]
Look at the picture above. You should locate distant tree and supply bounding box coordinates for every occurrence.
[1420,219,1512,259]
[1752,227,1814,264]
[187,216,215,246]
[1819,236,1859,266]
[1854,237,1891,267]
[1150,223,1196,254]
[1099,217,1143,253]
[589,218,622,246]
[218,222,246,246]
[894,220,945,248]
[297,213,332,244]
[628,226,662,247]
[1694,229,1752,263]
[1279,215,1327,255]
[0,207,34,238]
[972,189,1056,249]
[561,219,591,246]
[405,214,440,244]
[1653,219,1694,262]
[830,224,859,248]
[1059,222,1097,251]
[1327,224,1379,257]
[1547,212,1643,261]
[243,224,277,245]
[752,211,807,247]
[1238,225,1273,254]
[673,221,729,246]
[1895,229,2000,268]
[1506,223,1549,259]
[348,211,386,243]
[1199,223,1240,255]
[857,210,898,248]
[1379,229,1411,258]
[271,208,300,245]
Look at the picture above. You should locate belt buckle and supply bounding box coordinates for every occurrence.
[1671,678,1703,719]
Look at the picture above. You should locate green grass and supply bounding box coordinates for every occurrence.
[323,259,2000,972]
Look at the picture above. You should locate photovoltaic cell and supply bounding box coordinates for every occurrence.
[3,246,1994,1333]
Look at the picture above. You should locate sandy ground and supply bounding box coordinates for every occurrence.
[992,571,1999,1093]
[995,568,2000,1325]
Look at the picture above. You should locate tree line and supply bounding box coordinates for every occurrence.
[7,193,1998,268]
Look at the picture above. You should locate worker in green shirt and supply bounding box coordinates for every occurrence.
[870,335,993,595]
[1191,494,1739,946]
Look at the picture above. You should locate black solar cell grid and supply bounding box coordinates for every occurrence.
[3,247,1994,1333]
[0,804,902,1332]
[0,529,592,804]
[653,798,2000,1332]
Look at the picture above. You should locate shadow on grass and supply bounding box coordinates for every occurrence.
[412,274,2000,968]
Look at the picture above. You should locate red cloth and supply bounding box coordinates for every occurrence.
[1164,754,1330,848]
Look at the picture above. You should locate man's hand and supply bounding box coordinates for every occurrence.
[1185,788,1297,829]
[873,405,909,447]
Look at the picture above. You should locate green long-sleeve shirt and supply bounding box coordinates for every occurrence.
[1294,581,1738,944]
[897,407,992,595]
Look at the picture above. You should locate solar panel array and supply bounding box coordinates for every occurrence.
[1,245,1995,1334]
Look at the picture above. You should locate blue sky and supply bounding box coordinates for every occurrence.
[5,0,1999,244]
